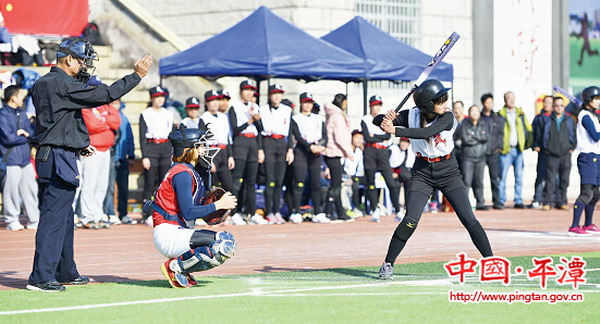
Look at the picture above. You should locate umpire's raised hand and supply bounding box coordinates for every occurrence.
[134,55,153,78]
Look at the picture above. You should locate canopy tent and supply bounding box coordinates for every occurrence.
[159,6,366,81]
[321,16,453,82]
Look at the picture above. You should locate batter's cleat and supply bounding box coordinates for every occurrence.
[379,262,394,280]
[161,260,189,288]
[248,214,269,225]
[371,208,381,223]
[274,213,286,224]
[582,224,600,234]
[568,227,592,237]
[185,273,198,286]
[26,280,66,292]
[289,213,303,224]
[230,213,247,225]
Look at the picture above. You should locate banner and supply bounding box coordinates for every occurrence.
[569,0,600,94]
[0,0,88,36]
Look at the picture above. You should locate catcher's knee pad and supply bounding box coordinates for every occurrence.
[394,217,418,241]
[213,231,236,262]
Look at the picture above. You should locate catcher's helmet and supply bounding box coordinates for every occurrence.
[56,36,98,83]
[582,86,600,106]
[169,125,220,168]
[413,79,451,114]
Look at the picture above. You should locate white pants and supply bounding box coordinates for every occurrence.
[153,223,195,259]
[2,164,39,225]
[79,150,110,224]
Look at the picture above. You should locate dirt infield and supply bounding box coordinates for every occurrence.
[1,208,599,290]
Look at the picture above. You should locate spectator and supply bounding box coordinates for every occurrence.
[0,13,10,44]
[107,99,137,224]
[79,78,121,229]
[456,105,490,210]
[498,91,533,209]
[218,90,231,113]
[180,97,201,129]
[541,96,576,210]
[0,85,38,231]
[102,99,121,225]
[479,93,505,209]
[342,130,366,218]
[529,95,553,209]
[389,137,414,218]
[452,101,466,170]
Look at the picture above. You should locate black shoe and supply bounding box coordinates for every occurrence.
[61,276,91,285]
[514,203,526,209]
[493,203,505,210]
[26,280,66,292]
[476,205,491,211]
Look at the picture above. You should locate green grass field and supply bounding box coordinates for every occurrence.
[570,37,600,93]
[1,252,599,324]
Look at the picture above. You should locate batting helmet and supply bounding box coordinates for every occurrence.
[413,79,451,114]
[169,125,220,168]
[582,86,600,106]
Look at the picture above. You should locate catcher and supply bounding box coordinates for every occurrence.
[148,125,238,288]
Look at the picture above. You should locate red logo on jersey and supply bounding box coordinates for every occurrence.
[433,134,446,147]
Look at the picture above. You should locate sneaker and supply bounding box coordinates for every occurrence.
[394,210,405,223]
[145,217,154,227]
[265,213,278,225]
[7,222,25,231]
[26,280,66,292]
[26,222,38,230]
[60,276,91,285]
[514,203,526,209]
[557,205,569,210]
[332,215,355,223]
[312,213,331,223]
[475,205,491,211]
[161,260,188,288]
[429,202,439,214]
[120,216,138,225]
[108,215,121,225]
[493,203,505,210]
[379,262,394,280]
[542,205,551,211]
[568,227,592,237]
[371,208,381,223]
[82,222,100,230]
[248,214,268,225]
[74,216,84,228]
[98,221,111,229]
[230,213,247,226]
[289,213,303,224]
[274,213,286,224]
[528,201,541,209]
[582,224,600,233]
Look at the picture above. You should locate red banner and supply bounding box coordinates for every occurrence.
[0,0,88,36]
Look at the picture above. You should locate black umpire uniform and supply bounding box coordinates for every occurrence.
[28,55,141,290]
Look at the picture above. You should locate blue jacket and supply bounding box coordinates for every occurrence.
[115,108,135,163]
[0,104,35,166]
[541,113,576,157]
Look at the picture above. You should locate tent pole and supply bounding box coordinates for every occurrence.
[345,82,348,98]
[363,80,368,116]
[255,77,261,105]
[159,75,163,87]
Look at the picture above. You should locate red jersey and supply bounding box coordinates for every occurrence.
[152,163,201,228]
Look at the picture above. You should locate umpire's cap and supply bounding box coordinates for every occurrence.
[413,79,451,114]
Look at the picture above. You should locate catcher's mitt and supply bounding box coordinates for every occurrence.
[201,187,232,225]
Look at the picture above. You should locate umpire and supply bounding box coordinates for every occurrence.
[26,37,152,292]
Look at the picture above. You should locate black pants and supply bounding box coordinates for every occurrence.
[263,137,288,215]
[352,176,366,211]
[29,147,80,284]
[115,160,130,218]
[543,153,571,207]
[485,153,501,205]
[384,156,493,265]
[363,146,400,212]
[533,152,547,202]
[461,158,486,206]
[293,147,322,214]
[143,142,172,201]
[325,156,346,218]
[211,148,234,193]
[231,136,259,215]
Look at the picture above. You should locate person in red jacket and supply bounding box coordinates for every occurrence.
[78,77,121,229]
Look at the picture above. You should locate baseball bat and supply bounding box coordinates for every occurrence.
[373,32,461,126]
[553,85,583,107]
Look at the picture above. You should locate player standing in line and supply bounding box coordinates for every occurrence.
[569,86,600,236]
[218,89,231,113]
[378,79,493,279]
[259,84,294,224]
[228,80,268,225]
[180,97,201,129]
[151,126,237,288]
[289,92,330,224]
[361,95,401,222]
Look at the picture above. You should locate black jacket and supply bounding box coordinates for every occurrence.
[31,66,141,150]
[480,111,505,155]
[542,113,577,157]
[455,119,489,161]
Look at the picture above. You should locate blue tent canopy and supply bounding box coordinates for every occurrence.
[321,16,454,82]
[159,6,366,81]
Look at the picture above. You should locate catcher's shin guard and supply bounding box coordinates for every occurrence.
[174,231,236,274]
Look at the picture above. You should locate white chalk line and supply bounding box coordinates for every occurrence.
[0,279,452,316]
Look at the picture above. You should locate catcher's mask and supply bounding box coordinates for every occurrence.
[56,36,98,83]
[169,125,220,169]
